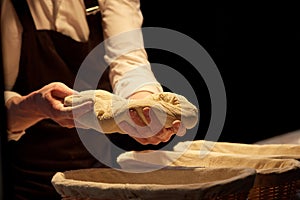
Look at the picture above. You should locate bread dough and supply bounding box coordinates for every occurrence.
[64,90,198,134]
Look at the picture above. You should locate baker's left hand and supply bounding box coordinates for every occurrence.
[119,91,186,145]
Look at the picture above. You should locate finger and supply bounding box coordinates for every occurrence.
[44,92,66,111]
[134,136,161,145]
[128,107,160,138]
[158,134,173,143]
[132,137,150,145]
[155,128,174,143]
[122,119,154,139]
[143,107,164,134]
[142,107,151,123]
[146,137,163,145]
[73,121,91,129]
[173,120,187,136]
[128,109,159,138]
[57,119,89,129]
[70,101,93,118]
[118,121,140,138]
[58,101,93,118]
[138,128,171,145]
[52,90,73,100]
[129,109,146,127]
[51,83,77,98]
[136,126,155,138]
[56,119,76,128]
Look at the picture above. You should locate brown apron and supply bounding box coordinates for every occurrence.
[9,0,110,199]
[8,0,166,199]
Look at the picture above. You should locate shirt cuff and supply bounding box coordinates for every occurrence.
[7,130,26,141]
[114,64,163,99]
[4,91,22,105]
[4,91,26,141]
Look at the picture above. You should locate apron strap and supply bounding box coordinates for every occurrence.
[11,0,100,32]
[11,0,36,31]
[84,0,100,9]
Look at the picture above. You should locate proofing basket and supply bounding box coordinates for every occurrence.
[117,150,300,200]
[174,139,300,198]
[173,140,300,160]
[52,167,256,200]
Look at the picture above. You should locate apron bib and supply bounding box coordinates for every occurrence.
[9,0,109,199]
[8,0,159,199]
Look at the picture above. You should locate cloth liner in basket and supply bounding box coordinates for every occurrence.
[51,167,256,200]
[174,139,300,198]
[117,150,300,200]
[173,140,300,160]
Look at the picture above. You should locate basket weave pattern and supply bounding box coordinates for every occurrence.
[173,140,300,200]
[248,181,297,200]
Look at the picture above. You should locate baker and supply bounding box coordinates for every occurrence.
[1,0,187,199]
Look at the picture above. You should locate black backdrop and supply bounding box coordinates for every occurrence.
[140,1,300,143]
[1,2,299,152]
[0,2,298,199]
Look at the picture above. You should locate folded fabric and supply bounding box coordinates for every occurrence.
[64,90,198,134]
[117,150,300,174]
[173,140,300,160]
[51,168,256,200]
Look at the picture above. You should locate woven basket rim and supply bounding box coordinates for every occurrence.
[52,167,256,200]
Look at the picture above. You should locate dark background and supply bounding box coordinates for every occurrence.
[0,2,298,198]
[1,1,299,154]
[140,1,300,143]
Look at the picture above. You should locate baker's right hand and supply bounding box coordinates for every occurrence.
[6,82,93,133]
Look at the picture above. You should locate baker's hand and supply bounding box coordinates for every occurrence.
[119,91,186,145]
[6,82,93,133]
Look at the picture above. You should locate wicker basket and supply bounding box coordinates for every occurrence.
[52,167,256,200]
[173,140,300,160]
[117,150,300,200]
[174,139,300,198]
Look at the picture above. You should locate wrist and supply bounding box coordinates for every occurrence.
[6,94,45,132]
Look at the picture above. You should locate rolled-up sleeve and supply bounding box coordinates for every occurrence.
[98,0,163,98]
[4,91,25,141]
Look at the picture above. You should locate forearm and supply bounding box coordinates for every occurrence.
[98,0,143,39]
[99,0,162,97]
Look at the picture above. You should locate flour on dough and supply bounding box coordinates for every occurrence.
[64,90,198,134]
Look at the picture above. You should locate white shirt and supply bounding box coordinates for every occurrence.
[1,0,163,140]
